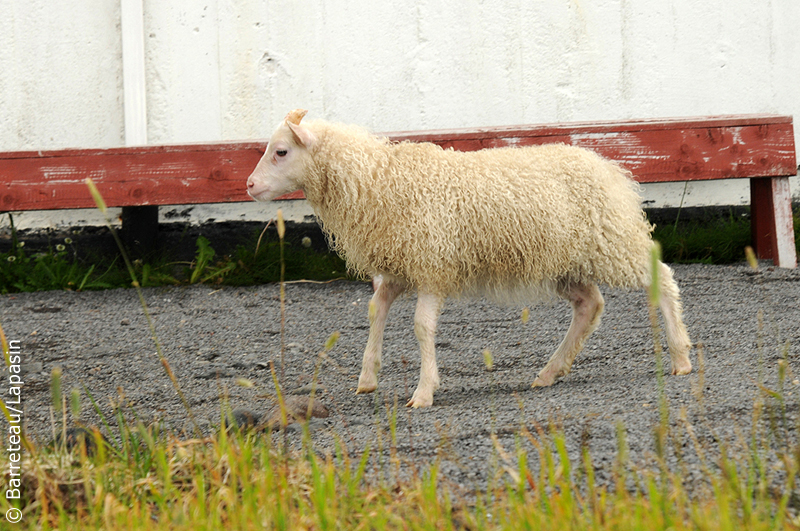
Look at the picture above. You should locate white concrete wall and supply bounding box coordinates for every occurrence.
[1,0,799,229]
[0,2,123,149]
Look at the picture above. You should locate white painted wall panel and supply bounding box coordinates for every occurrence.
[144,1,223,142]
[3,1,798,144]
[0,1,123,149]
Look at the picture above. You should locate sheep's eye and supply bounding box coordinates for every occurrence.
[275,149,288,157]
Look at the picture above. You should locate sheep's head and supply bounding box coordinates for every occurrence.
[246,109,316,202]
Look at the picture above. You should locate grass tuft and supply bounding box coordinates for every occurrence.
[653,208,757,264]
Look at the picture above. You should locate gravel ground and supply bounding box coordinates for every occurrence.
[2,262,799,490]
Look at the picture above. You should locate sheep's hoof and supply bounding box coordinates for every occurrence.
[406,391,433,408]
[531,376,554,388]
[356,372,378,394]
[532,370,563,387]
[671,358,692,376]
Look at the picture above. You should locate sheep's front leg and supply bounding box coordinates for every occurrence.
[407,291,444,408]
[533,283,604,387]
[356,276,406,394]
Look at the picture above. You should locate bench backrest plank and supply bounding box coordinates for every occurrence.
[0,114,795,211]
[0,142,265,210]
[390,114,796,184]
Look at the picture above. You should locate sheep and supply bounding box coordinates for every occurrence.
[246,109,692,408]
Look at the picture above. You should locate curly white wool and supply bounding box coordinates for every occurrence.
[301,121,653,299]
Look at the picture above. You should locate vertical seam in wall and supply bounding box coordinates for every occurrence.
[120,0,148,145]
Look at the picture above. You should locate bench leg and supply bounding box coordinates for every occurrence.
[121,205,159,258]
[750,176,797,268]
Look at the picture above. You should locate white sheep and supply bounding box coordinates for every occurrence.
[247,109,692,408]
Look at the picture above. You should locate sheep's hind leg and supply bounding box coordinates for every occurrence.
[356,276,406,394]
[407,291,444,408]
[533,283,604,387]
[655,262,692,375]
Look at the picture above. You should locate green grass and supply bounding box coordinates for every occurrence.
[652,205,800,265]
[0,217,350,294]
[221,235,350,286]
[2,207,799,293]
[0,225,116,293]
[652,211,753,264]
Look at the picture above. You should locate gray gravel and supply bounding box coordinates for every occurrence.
[2,262,799,489]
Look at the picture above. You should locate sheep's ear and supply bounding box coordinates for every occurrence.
[285,109,308,125]
[287,121,316,147]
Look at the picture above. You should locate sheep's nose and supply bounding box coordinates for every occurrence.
[246,178,255,189]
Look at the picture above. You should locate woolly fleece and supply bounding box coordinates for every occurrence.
[296,120,655,301]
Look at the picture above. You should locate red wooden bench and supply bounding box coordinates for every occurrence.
[1,114,797,267]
